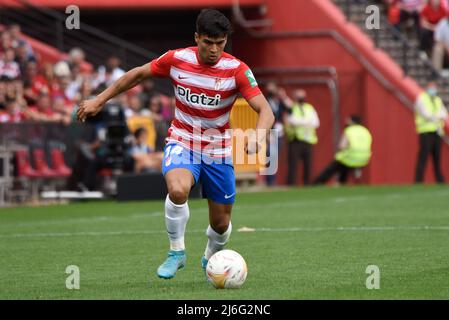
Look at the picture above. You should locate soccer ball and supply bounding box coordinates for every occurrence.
[206,249,247,289]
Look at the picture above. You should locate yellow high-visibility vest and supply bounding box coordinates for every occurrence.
[285,103,318,145]
[335,124,372,168]
[415,92,444,134]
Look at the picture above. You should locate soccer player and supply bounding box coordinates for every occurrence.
[77,9,275,279]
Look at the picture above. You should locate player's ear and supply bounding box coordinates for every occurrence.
[194,32,199,45]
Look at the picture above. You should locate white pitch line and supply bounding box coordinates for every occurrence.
[1,225,449,239]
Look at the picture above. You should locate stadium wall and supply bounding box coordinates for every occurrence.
[233,0,449,185]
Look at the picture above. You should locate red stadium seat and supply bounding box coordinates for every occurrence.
[32,149,59,177]
[15,149,41,178]
[98,168,113,177]
[50,149,72,177]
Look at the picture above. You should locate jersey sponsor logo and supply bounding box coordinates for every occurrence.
[244,69,257,88]
[177,85,221,107]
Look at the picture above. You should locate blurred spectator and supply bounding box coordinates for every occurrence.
[124,94,150,119]
[25,92,68,123]
[414,80,448,183]
[148,95,171,151]
[164,96,176,121]
[0,98,25,123]
[74,78,94,104]
[0,48,21,80]
[52,61,75,112]
[66,47,85,73]
[420,0,448,56]
[313,116,372,186]
[264,81,287,186]
[137,78,158,110]
[281,88,319,186]
[0,30,13,54]
[148,94,164,123]
[130,127,164,173]
[93,55,125,88]
[432,15,449,73]
[394,0,424,38]
[8,24,35,60]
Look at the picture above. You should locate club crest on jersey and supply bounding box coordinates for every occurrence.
[214,78,222,90]
[177,85,221,107]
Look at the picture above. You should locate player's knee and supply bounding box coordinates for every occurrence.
[211,221,231,234]
[168,186,189,204]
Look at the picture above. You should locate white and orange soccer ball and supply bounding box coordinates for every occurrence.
[206,249,248,289]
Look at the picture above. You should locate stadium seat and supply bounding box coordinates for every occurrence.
[50,149,72,177]
[32,149,59,177]
[15,149,41,178]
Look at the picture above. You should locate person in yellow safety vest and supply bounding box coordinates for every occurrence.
[414,81,448,183]
[280,88,320,186]
[313,115,372,185]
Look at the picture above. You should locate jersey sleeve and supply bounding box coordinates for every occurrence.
[235,62,262,101]
[150,50,175,77]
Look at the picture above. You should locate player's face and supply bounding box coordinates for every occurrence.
[195,33,227,65]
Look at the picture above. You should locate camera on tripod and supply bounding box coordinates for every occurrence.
[96,102,132,171]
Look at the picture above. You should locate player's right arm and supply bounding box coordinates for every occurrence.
[77,50,174,122]
[76,63,153,121]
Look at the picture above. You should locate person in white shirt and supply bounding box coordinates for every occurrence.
[93,55,125,88]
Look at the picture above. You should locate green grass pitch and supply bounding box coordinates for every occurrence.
[1,185,449,299]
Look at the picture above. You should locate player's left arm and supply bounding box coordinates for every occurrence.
[246,93,275,152]
[235,64,275,154]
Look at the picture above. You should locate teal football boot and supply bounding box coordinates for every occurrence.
[157,250,186,279]
[201,256,208,273]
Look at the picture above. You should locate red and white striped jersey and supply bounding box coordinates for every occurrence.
[150,46,261,158]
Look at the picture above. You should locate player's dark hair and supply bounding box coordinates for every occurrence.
[196,9,232,38]
[134,127,147,139]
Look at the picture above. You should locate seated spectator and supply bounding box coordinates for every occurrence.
[394,0,424,38]
[92,55,125,88]
[148,95,164,123]
[124,94,151,119]
[66,47,85,73]
[51,61,75,112]
[0,48,21,80]
[0,98,25,123]
[147,95,171,151]
[0,30,12,55]
[25,92,66,123]
[73,77,94,104]
[130,127,163,173]
[432,15,449,73]
[420,0,448,56]
[23,60,49,105]
[137,78,158,109]
[8,24,35,61]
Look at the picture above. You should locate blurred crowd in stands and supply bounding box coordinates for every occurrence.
[0,24,174,131]
[382,0,449,73]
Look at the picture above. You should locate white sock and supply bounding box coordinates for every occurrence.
[165,194,190,251]
[204,222,232,260]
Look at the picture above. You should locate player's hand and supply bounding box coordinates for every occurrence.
[76,99,103,122]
